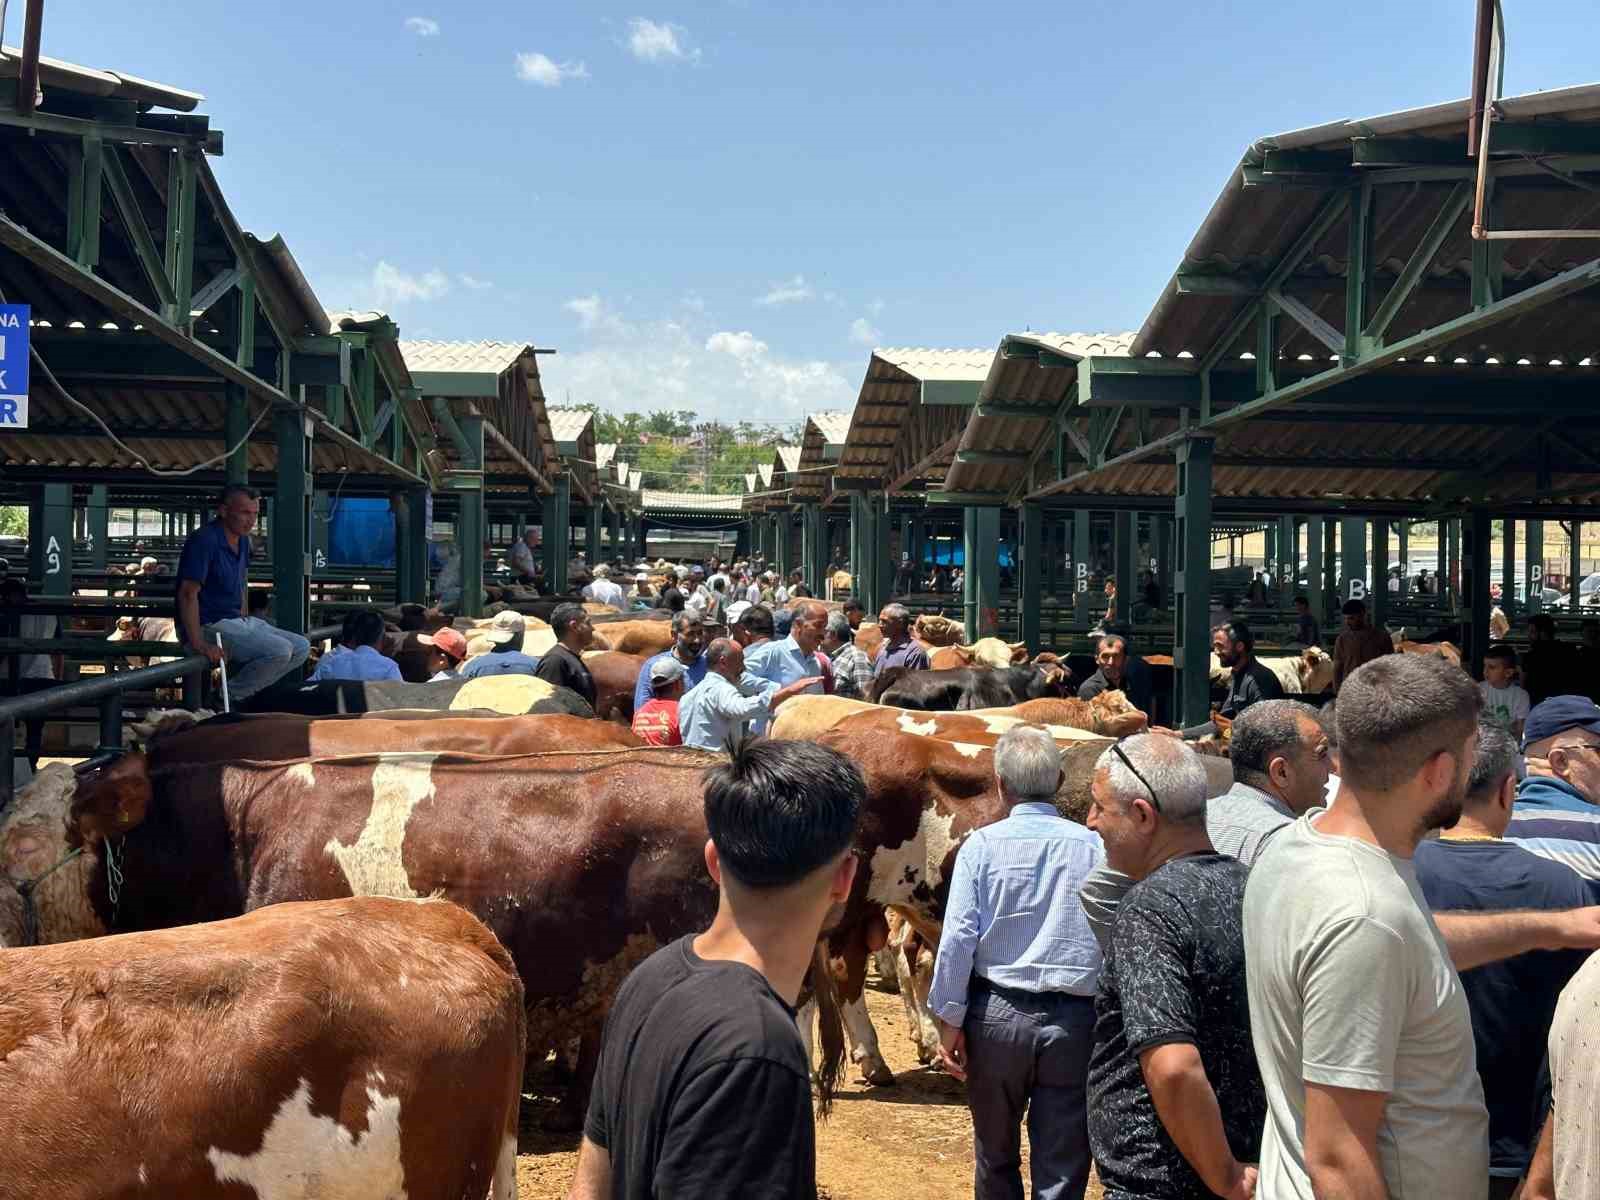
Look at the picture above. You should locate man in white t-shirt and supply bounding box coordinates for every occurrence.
[1480,644,1532,739]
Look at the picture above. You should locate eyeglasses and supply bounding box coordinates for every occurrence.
[1112,742,1163,813]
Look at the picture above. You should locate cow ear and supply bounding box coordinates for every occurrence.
[70,753,152,845]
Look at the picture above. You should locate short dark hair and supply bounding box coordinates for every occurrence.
[218,484,259,505]
[790,583,812,599]
[1318,699,1338,751]
[1336,655,1482,791]
[1342,598,1367,616]
[1484,643,1519,667]
[670,611,703,636]
[1293,594,1309,606]
[549,602,586,638]
[843,598,865,615]
[1218,620,1254,652]
[339,609,364,645]
[1530,614,1557,637]
[1231,699,1320,785]
[703,739,863,888]
[247,590,271,614]
[349,609,386,648]
[737,604,774,638]
[1466,724,1519,806]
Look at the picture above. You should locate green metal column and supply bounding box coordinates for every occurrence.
[1114,510,1136,631]
[585,503,602,567]
[1072,512,1092,625]
[1526,520,1544,615]
[1339,519,1368,610]
[802,504,826,595]
[848,494,864,596]
[607,506,622,562]
[1321,520,1338,621]
[85,484,108,573]
[1154,514,1172,610]
[1019,502,1042,651]
[540,473,570,596]
[963,504,1001,641]
[1397,521,1410,597]
[1277,516,1296,604]
[453,413,487,617]
[1464,510,1493,676]
[272,406,312,633]
[1501,519,1516,623]
[775,510,793,580]
[38,484,74,597]
[1372,518,1390,630]
[310,490,331,574]
[224,383,250,487]
[1447,518,1462,611]
[393,487,429,604]
[1174,439,1214,727]
[1569,522,1582,614]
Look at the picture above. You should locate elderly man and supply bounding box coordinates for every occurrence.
[1085,733,1263,1200]
[1208,699,1331,865]
[176,484,309,702]
[1505,696,1600,879]
[822,611,874,700]
[534,602,596,707]
[928,726,1104,1200]
[1245,655,1600,1200]
[507,529,540,584]
[582,564,626,609]
[1077,632,1153,719]
[634,613,708,712]
[678,638,817,751]
[742,599,830,733]
[1415,724,1594,1199]
[873,602,930,677]
[458,611,541,678]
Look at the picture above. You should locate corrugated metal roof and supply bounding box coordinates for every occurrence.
[834,349,993,493]
[0,45,203,111]
[547,407,595,444]
[793,413,853,503]
[400,340,532,375]
[872,347,996,381]
[809,412,854,446]
[641,490,746,512]
[942,332,1137,496]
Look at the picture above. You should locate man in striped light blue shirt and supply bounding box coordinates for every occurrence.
[927,725,1104,1200]
[1506,696,1600,884]
[740,599,829,734]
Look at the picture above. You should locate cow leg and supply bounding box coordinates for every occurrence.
[872,947,901,994]
[796,998,817,1069]
[841,994,895,1086]
[906,946,942,1066]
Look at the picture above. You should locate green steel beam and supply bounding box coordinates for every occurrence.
[1173,439,1213,726]
[235,274,256,370]
[1076,354,1200,408]
[1366,182,1473,343]
[1344,180,1375,362]
[1018,503,1042,651]
[974,401,1055,419]
[38,484,74,597]
[1490,122,1600,156]
[1472,182,1504,310]
[924,490,1009,506]
[100,146,176,309]
[1350,136,1469,167]
[224,383,249,486]
[188,265,243,318]
[1269,290,1344,356]
[162,150,198,328]
[66,135,105,270]
[410,370,502,399]
[1173,274,1260,296]
[273,407,312,633]
[954,449,1031,464]
[85,485,110,572]
[1256,299,1278,395]
[1262,148,1352,174]
[963,504,1001,640]
[920,380,984,406]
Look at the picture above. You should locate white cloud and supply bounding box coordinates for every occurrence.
[371,261,451,306]
[458,273,493,290]
[404,16,439,36]
[626,18,699,63]
[541,296,852,426]
[848,317,881,346]
[756,275,814,306]
[706,330,768,361]
[515,52,590,87]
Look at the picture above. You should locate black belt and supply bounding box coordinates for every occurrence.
[973,976,1094,1006]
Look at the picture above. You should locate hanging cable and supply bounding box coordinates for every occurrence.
[0,281,273,477]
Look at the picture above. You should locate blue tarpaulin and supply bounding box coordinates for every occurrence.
[328,498,395,566]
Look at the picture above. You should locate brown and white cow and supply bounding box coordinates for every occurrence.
[911,613,964,647]
[0,746,722,1125]
[0,896,524,1200]
[927,638,1029,670]
[1208,645,1335,695]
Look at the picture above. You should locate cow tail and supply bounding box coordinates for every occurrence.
[810,940,846,1119]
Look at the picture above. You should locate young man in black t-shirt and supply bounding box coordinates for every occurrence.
[533,602,596,708]
[568,738,864,1200]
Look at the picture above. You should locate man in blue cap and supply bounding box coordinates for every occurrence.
[1504,695,1600,880]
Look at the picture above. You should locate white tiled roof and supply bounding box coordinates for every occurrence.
[641,490,746,511]
[1012,331,1138,358]
[400,339,529,375]
[873,348,994,382]
[806,413,852,447]
[547,408,595,443]
[777,446,802,473]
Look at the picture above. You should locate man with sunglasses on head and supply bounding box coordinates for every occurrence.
[1085,734,1263,1200]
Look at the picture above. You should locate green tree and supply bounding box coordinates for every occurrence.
[0,506,25,537]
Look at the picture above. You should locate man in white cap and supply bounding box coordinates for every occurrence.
[458,610,542,678]
[583,564,626,609]
[632,656,687,746]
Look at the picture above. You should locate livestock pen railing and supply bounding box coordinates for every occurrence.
[1,623,343,814]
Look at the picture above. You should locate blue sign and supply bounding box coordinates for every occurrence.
[0,303,28,429]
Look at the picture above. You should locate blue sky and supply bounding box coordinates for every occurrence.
[16,2,1599,428]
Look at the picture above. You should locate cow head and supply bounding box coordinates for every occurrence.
[1298,645,1335,694]
[1023,663,1072,701]
[0,754,152,947]
[1088,689,1148,737]
[1008,641,1029,664]
[911,614,963,648]
[955,638,1017,669]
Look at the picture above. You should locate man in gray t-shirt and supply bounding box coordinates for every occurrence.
[1242,655,1600,1200]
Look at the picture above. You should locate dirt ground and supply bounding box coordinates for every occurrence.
[515,981,1102,1200]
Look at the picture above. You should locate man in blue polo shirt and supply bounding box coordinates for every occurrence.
[176,485,309,703]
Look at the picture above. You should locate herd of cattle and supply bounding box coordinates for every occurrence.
[5,598,1340,1196]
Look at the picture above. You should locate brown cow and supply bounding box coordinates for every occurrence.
[853,621,885,665]
[588,619,676,657]
[583,650,651,723]
[1396,639,1463,668]
[927,638,1029,670]
[911,613,964,647]
[128,709,641,765]
[0,897,524,1200]
[0,747,722,1127]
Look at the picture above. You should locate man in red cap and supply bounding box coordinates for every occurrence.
[419,627,469,681]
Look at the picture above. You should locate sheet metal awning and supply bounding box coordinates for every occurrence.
[793,412,851,504]
[834,349,992,497]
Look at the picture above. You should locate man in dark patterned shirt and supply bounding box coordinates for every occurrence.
[1085,734,1264,1200]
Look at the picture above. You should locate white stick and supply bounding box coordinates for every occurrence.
[215,632,231,714]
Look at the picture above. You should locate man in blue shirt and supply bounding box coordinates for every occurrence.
[1415,723,1594,1198]
[310,610,402,683]
[928,725,1105,1200]
[873,602,930,677]
[741,599,829,733]
[176,485,309,703]
[459,610,543,678]
[1506,696,1600,880]
[633,613,708,712]
[679,638,817,751]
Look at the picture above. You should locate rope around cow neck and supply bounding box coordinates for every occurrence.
[8,844,85,947]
